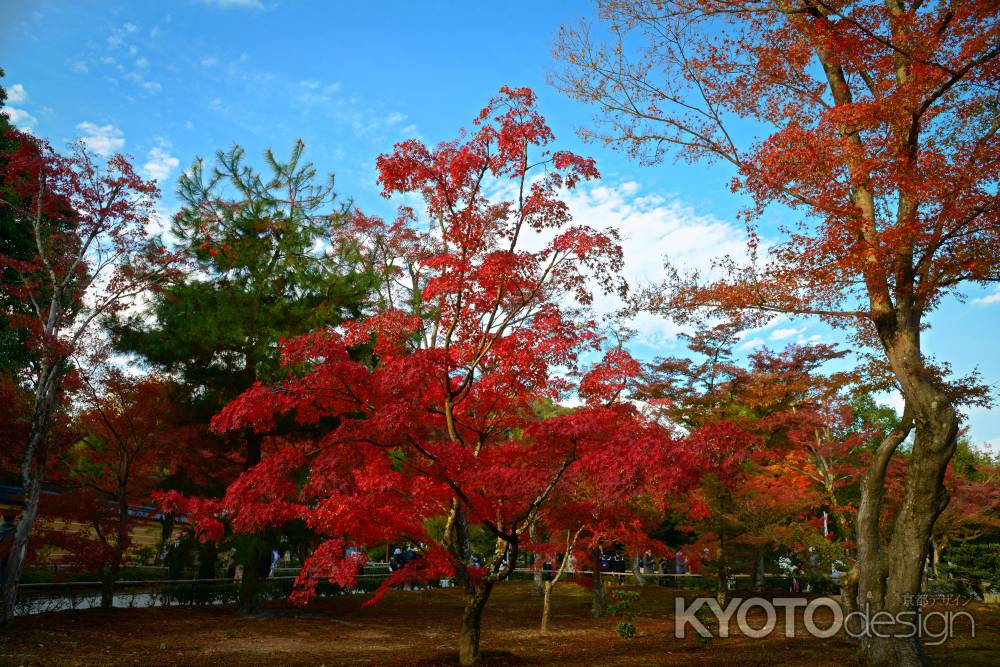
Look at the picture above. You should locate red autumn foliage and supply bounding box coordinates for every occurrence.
[37,373,204,606]
[201,87,684,663]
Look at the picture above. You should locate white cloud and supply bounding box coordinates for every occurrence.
[136,57,149,69]
[770,326,806,340]
[123,22,139,33]
[71,61,89,74]
[142,143,180,182]
[385,111,407,126]
[739,338,766,351]
[972,288,1000,306]
[526,181,754,348]
[7,83,27,104]
[3,107,37,131]
[76,121,125,156]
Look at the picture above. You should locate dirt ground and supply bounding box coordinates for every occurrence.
[1,581,997,666]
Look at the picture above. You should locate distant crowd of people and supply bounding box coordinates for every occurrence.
[388,546,419,572]
[595,547,691,585]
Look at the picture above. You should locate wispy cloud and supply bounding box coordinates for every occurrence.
[198,0,265,9]
[294,80,342,106]
[972,288,1000,306]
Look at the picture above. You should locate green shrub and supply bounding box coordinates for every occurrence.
[615,621,636,639]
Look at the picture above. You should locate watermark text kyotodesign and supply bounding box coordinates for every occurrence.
[675,596,975,646]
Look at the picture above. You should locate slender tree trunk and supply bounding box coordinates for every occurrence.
[458,582,494,666]
[539,530,579,633]
[529,523,543,596]
[754,547,766,592]
[101,503,131,610]
[238,430,264,615]
[541,580,553,633]
[0,361,61,626]
[717,532,729,604]
[156,512,175,565]
[632,554,646,586]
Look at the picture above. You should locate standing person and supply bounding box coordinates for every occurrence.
[642,551,654,576]
[165,539,184,580]
[389,548,403,572]
[268,549,281,578]
[613,553,625,584]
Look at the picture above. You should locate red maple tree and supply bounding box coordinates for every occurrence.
[39,372,200,607]
[556,3,998,663]
[0,130,179,624]
[192,87,680,664]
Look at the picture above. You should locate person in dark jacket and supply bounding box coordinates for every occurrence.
[0,516,15,586]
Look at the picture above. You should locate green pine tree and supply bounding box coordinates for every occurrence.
[113,140,378,613]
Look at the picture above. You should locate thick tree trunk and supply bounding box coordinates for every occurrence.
[197,540,218,580]
[0,362,61,626]
[591,558,606,619]
[854,338,958,666]
[239,560,262,615]
[458,582,494,666]
[100,561,121,609]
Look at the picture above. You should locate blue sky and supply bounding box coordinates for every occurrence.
[2,0,998,450]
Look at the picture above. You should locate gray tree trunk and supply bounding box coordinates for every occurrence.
[854,325,959,667]
[0,360,61,626]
